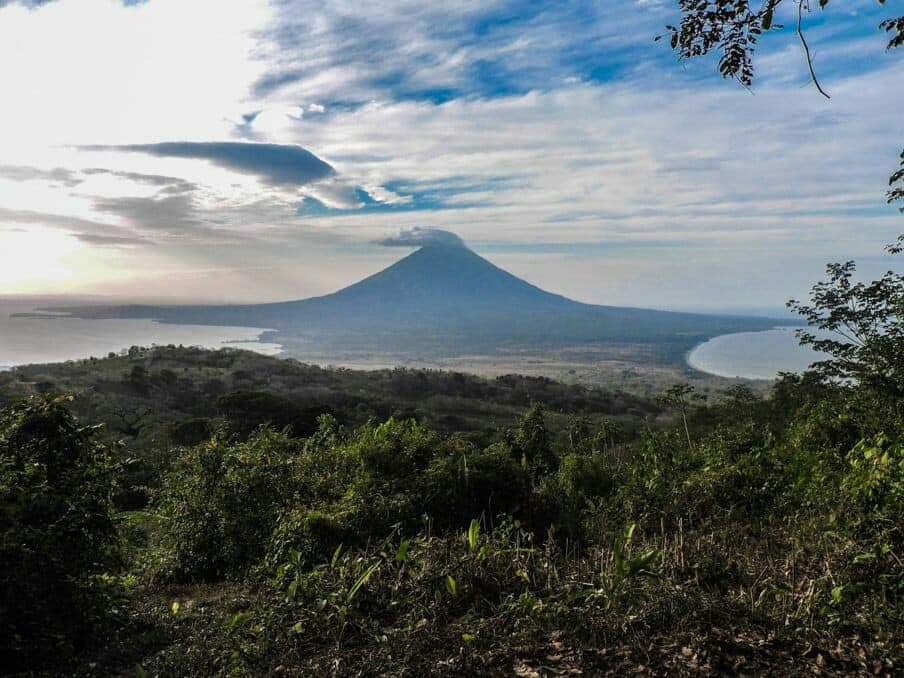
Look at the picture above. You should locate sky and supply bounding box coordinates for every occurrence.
[0,0,901,312]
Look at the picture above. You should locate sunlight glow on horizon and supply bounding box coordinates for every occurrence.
[0,230,86,291]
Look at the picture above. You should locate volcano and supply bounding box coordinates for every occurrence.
[58,241,779,359]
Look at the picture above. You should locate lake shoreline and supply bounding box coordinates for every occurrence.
[685,341,774,381]
[685,326,821,381]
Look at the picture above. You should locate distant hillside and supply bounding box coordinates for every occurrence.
[48,242,782,360]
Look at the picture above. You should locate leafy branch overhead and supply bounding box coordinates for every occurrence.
[662,1,902,89]
[662,1,903,204]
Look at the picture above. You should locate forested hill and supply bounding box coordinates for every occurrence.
[0,345,660,453]
[41,243,783,356]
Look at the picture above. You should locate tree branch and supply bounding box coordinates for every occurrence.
[798,0,831,99]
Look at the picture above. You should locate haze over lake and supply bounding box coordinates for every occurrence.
[0,299,280,370]
[2,289,810,381]
[688,327,827,381]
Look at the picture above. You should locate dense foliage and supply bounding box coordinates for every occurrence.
[0,348,663,516]
[662,0,902,90]
[789,261,904,395]
[1,353,903,674]
[0,396,122,670]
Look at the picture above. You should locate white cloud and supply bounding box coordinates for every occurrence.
[376,227,465,248]
[0,0,272,152]
[0,0,901,309]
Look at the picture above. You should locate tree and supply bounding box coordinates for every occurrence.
[596,418,623,454]
[664,2,904,393]
[661,0,903,206]
[890,150,904,212]
[216,390,331,438]
[788,257,904,396]
[662,1,902,91]
[112,405,152,438]
[565,413,592,452]
[723,383,757,405]
[657,383,705,449]
[126,364,149,395]
[509,403,557,476]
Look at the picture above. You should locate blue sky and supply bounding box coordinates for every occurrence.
[0,0,900,311]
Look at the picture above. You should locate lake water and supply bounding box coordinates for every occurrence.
[0,299,281,370]
[687,326,827,381]
[1,296,826,381]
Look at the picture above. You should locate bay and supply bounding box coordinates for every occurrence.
[687,326,828,381]
[0,298,280,369]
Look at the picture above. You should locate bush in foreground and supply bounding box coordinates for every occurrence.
[0,396,121,669]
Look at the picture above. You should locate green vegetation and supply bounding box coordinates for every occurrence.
[0,350,658,515]
[2,356,903,674]
[1,396,123,672]
[2,255,903,675]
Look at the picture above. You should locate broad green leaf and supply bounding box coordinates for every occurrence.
[229,611,251,628]
[624,523,636,543]
[831,585,847,605]
[468,519,480,553]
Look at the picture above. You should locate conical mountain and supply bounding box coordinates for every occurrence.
[270,242,575,316]
[63,241,778,356]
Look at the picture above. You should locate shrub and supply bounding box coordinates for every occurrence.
[508,403,558,477]
[786,392,865,463]
[842,433,904,522]
[546,452,617,540]
[266,507,349,572]
[337,417,443,535]
[424,442,531,529]
[170,416,212,446]
[150,427,302,581]
[0,396,121,668]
